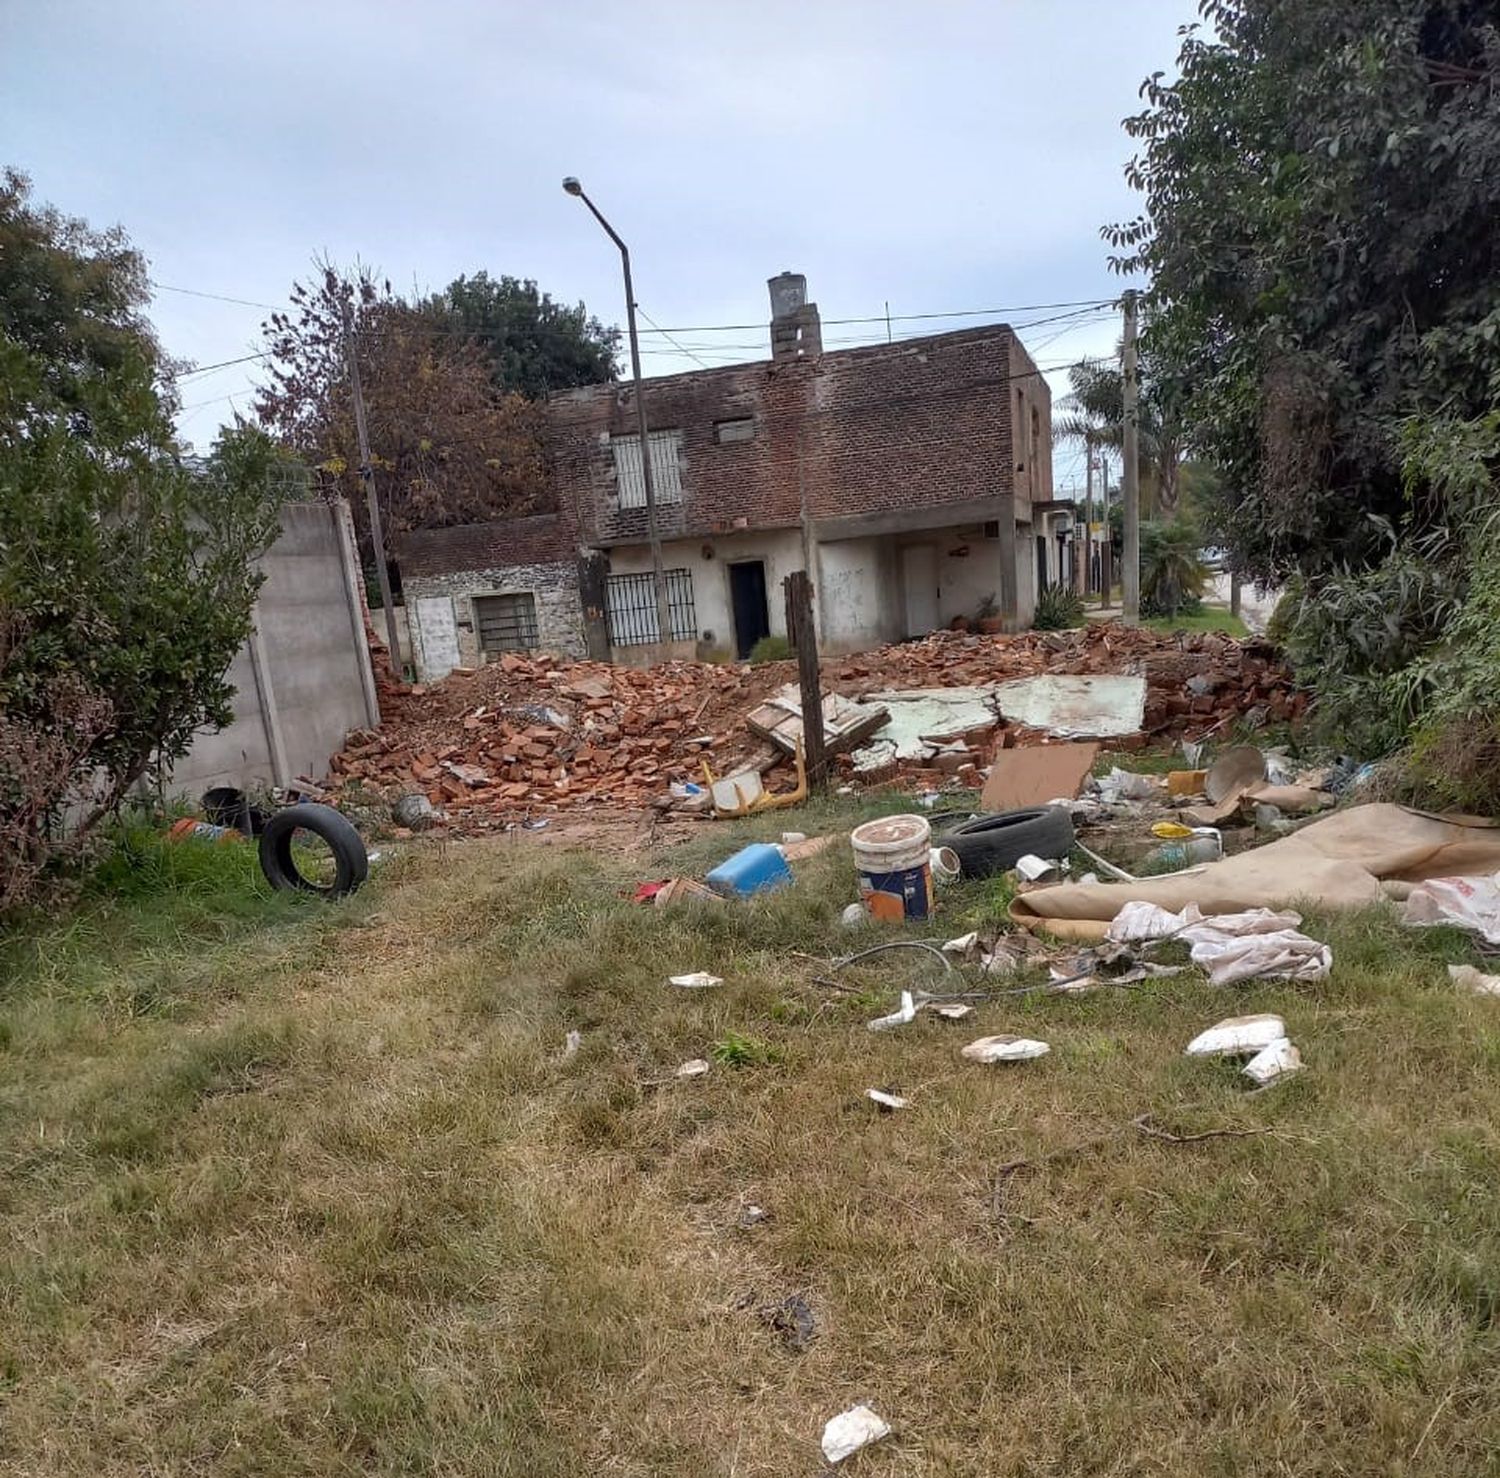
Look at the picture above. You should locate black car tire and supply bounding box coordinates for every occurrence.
[936,806,1076,879]
[257,803,368,899]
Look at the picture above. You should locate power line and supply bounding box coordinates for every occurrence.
[150,281,284,311]
[634,304,711,370]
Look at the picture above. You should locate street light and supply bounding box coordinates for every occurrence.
[562,176,672,651]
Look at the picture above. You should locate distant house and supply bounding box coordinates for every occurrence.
[398,274,1071,679]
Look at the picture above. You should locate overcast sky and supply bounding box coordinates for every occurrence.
[3,0,1193,490]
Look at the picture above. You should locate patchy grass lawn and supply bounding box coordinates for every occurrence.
[3,811,1500,1475]
[1146,609,1250,637]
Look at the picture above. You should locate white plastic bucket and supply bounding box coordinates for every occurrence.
[851,814,933,922]
[930,846,961,884]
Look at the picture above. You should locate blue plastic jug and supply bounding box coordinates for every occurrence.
[705,842,792,897]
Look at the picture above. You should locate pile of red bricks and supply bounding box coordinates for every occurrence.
[324,625,1300,830]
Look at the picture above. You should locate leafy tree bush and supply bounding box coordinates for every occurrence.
[1112,2,1500,791]
[748,634,792,664]
[0,170,284,911]
[1140,521,1209,618]
[1032,585,1086,631]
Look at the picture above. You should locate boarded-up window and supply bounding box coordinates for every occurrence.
[611,429,683,508]
[473,592,539,655]
[716,418,754,443]
[605,569,696,646]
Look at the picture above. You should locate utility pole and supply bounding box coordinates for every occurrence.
[562,178,672,651]
[345,305,403,678]
[1121,289,1141,627]
[1084,436,1095,599]
[1099,453,1113,610]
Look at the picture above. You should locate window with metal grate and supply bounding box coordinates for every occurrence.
[473,592,539,655]
[604,569,696,645]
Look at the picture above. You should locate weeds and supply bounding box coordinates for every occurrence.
[1,815,1499,1474]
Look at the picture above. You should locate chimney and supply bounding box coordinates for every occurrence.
[768,271,822,361]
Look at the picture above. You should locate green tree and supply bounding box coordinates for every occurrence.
[1108,0,1500,585]
[1054,352,1184,517]
[431,272,619,398]
[0,170,284,908]
[256,263,551,555]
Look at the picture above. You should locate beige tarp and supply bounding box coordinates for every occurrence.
[1012,803,1500,940]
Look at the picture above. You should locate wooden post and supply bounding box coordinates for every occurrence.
[783,570,827,790]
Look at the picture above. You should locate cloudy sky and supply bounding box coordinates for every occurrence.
[3,0,1193,490]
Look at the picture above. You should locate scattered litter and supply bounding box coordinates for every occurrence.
[651,877,722,907]
[1449,963,1500,998]
[762,1293,817,1353]
[1404,875,1500,946]
[1206,745,1267,804]
[676,1058,711,1078]
[1108,902,1331,986]
[841,902,870,928]
[782,834,837,862]
[781,830,806,845]
[961,1034,1051,1063]
[706,841,793,897]
[1242,1036,1302,1085]
[1166,768,1208,798]
[852,814,935,923]
[981,742,1099,811]
[669,971,724,989]
[560,1030,582,1060]
[392,792,437,829]
[1014,852,1067,883]
[866,1088,909,1110]
[738,1203,769,1228]
[1096,767,1160,802]
[929,1001,974,1020]
[441,760,491,788]
[867,991,918,1032]
[747,684,889,758]
[942,932,979,954]
[929,845,962,884]
[821,1405,892,1465]
[1185,1013,1287,1057]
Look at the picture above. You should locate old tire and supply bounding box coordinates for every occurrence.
[937,806,1075,880]
[258,803,368,899]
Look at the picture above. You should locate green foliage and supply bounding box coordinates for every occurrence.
[1032,585,1085,631]
[1140,521,1209,618]
[747,634,791,664]
[709,1031,779,1068]
[0,174,285,911]
[1110,2,1500,585]
[1054,354,1183,517]
[430,272,619,398]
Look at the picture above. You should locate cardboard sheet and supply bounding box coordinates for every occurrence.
[1010,803,1500,940]
[980,743,1098,811]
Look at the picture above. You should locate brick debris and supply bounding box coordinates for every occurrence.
[326,625,1301,832]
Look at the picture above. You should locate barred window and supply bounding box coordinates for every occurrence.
[610,429,683,508]
[605,569,696,645]
[473,592,539,655]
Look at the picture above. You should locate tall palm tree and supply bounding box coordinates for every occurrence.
[1053,354,1182,518]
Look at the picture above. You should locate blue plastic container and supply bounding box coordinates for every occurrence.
[706,842,793,897]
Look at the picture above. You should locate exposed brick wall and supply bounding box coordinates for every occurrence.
[545,324,1029,546]
[395,510,580,579]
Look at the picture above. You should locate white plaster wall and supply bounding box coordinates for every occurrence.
[817,535,901,653]
[605,530,805,655]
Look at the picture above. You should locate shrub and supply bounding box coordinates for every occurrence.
[1032,585,1085,631]
[1140,520,1209,618]
[748,635,792,664]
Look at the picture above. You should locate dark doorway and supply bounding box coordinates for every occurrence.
[1035,535,1049,596]
[729,560,770,657]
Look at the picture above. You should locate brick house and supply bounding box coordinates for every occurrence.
[398,274,1071,678]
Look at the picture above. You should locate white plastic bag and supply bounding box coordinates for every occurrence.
[1404,875,1500,945]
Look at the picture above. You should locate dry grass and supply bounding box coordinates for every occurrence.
[3,813,1500,1474]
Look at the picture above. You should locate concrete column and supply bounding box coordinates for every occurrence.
[333,498,382,727]
[996,494,1020,633]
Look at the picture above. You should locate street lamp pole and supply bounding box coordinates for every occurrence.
[562,177,672,652]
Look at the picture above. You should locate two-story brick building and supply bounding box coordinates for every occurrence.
[398,274,1070,679]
